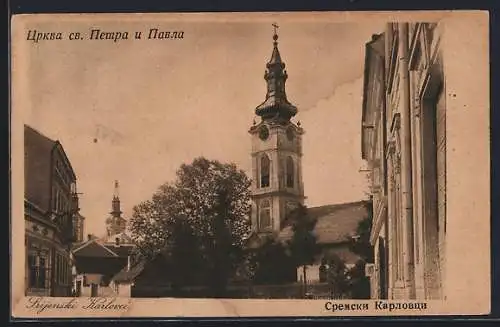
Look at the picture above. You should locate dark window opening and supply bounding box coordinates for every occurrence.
[259,200,271,230]
[286,157,294,188]
[260,155,270,188]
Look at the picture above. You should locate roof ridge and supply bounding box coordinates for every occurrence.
[309,199,368,210]
[72,238,119,257]
[25,124,57,144]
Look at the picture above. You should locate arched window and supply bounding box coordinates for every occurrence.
[260,155,270,188]
[259,199,271,230]
[286,156,294,188]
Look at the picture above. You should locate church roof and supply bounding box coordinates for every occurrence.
[255,31,298,122]
[278,200,370,245]
[268,38,283,66]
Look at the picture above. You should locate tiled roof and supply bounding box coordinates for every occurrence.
[111,250,170,283]
[72,239,118,258]
[279,201,370,245]
[112,260,146,283]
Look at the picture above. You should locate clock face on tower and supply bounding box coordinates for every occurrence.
[286,126,295,141]
[259,125,269,140]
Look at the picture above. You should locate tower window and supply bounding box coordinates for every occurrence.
[286,156,294,188]
[260,155,270,188]
[259,199,272,230]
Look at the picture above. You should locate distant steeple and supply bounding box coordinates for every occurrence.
[255,23,298,124]
[111,180,122,217]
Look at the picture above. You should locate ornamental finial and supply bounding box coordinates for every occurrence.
[272,23,279,43]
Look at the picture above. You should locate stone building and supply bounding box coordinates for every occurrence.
[361,23,448,300]
[24,125,80,296]
[246,29,369,290]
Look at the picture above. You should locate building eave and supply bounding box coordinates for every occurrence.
[361,43,372,160]
[53,141,77,181]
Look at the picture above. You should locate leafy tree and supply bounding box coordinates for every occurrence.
[252,237,296,285]
[348,259,371,299]
[346,199,374,299]
[129,157,252,295]
[322,253,349,299]
[286,203,320,294]
[166,217,205,292]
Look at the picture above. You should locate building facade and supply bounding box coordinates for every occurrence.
[362,22,447,300]
[24,125,80,296]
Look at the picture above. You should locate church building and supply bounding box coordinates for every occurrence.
[248,28,305,233]
[71,181,134,297]
[246,28,371,287]
[105,180,127,238]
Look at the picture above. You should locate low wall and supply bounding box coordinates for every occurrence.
[131,282,344,299]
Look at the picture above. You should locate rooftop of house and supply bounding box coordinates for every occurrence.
[278,200,370,244]
[72,234,135,259]
[246,200,370,250]
[111,249,170,284]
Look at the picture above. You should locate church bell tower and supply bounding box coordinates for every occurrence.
[105,180,127,236]
[249,25,305,235]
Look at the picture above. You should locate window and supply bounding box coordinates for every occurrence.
[28,254,37,288]
[286,157,294,188]
[260,155,270,188]
[83,275,89,287]
[56,254,61,284]
[76,281,82,296]
[39,257,47,288]
[28,252,50,289]
[51,187,57,211]
[259,199,272,230]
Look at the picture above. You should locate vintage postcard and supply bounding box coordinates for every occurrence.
[10,11,490,318]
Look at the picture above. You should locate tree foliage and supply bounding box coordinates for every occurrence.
[346,198,374,299]
[252,238,296,285]
[129,157,252,294]
[322,252,349,298]
[285,203,320,286]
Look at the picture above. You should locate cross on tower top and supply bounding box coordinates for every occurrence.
[272,23,279,34]
[272,23,279,41]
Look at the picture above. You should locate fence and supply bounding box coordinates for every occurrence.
[131,282,346,299]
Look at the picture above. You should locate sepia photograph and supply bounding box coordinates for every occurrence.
[11,11,490,317]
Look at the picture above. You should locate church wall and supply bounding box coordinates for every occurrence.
[250,121,304,233]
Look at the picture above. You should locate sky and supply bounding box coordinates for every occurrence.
[19,15,385,236]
